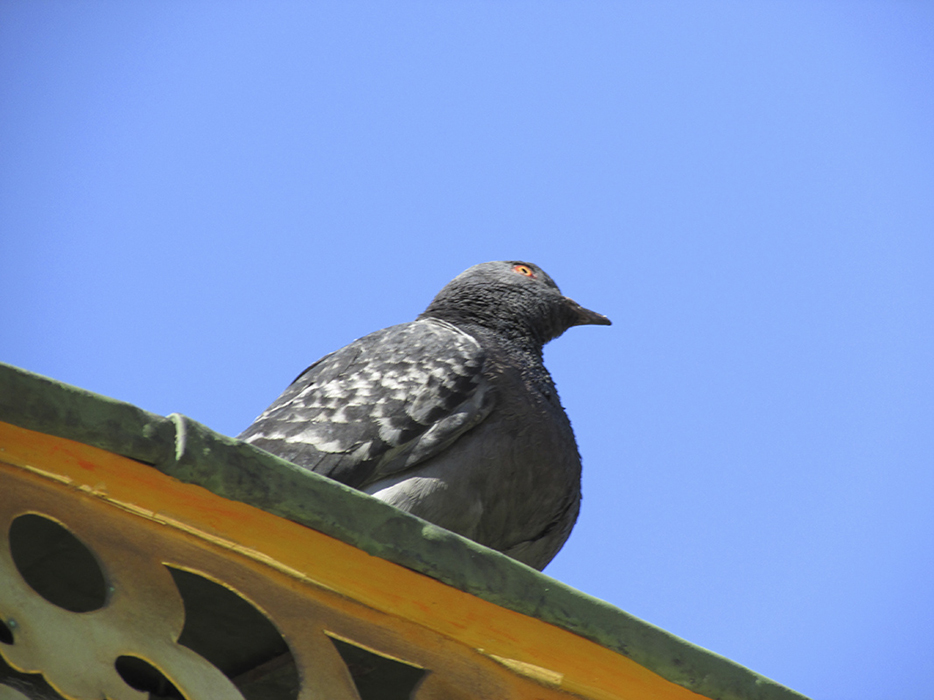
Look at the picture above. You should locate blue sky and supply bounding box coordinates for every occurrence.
[2,3,932,698]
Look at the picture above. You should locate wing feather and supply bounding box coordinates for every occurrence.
[238,318,495,488]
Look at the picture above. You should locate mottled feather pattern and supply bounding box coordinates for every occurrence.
[240,318,495,489]
[239,261,610,569]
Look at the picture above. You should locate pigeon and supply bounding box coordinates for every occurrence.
[239,261,611,570]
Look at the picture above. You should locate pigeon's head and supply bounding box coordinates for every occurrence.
[421,261,611,348]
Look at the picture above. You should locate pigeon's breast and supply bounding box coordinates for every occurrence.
[364,342,582,569]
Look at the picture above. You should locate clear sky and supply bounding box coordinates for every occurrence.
[2,3,932,699]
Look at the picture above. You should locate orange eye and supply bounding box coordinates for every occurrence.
[512,264,536,278]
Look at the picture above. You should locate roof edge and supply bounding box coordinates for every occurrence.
[0,361,809,700]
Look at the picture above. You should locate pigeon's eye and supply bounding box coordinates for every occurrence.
[512,264,536,278]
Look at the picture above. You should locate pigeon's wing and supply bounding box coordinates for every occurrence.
[238,318,496,489]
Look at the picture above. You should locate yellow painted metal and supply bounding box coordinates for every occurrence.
[0,421,703,700]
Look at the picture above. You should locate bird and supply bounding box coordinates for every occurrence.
[238,261,611,570]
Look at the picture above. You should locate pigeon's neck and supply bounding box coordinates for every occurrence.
[420,310,546,361]
[463,321,544,359]
[420,281,572,349]
[454,322,559,397]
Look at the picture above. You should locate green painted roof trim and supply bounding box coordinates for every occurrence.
[0,362,809,700]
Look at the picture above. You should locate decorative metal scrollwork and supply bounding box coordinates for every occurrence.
[0,455,553,700]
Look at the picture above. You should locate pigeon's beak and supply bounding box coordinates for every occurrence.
[564,297,612,327]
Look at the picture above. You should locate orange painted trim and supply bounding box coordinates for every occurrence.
[0,420,704,700]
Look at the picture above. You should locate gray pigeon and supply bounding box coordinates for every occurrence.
[239,261,610,570]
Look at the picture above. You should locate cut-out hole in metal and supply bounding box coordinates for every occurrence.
[328,636,426,700]
[8,513,107,613]
[115,655,185,699]
[166,567,299,700]
[0,651,68,699]
[0,619,13,644]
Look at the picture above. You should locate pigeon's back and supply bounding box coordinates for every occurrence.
[239,318,496,492]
